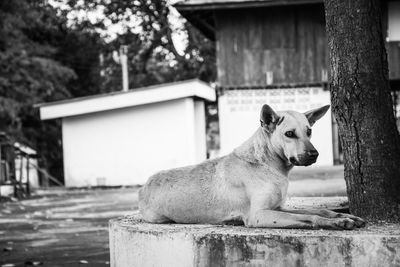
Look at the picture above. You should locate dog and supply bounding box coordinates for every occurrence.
[139,104,366,229]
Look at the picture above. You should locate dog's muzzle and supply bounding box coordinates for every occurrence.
[290,150,319,166]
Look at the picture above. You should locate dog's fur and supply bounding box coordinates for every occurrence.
[139,105,366,229]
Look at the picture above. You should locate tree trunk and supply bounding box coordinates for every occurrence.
[324,0,400,222]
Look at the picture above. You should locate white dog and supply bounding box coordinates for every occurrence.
[139,104,366,229]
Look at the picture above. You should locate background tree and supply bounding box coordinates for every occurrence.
[0,0,75,182]
[324,0,400,221]
[0,0,216,184]
[64,0,216,89]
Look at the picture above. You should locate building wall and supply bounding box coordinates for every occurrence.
[215,4,328,87]
[194,100,207,162]
[214,2,400,86]
[387,1,400,80]
[213,2,398,167]
[218,87,333,166]
[388,1,400,41]
[62,98,207,187]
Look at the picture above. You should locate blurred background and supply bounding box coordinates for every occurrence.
[0,0,218,192]
[3,0,400,265]
[1,0,400,193]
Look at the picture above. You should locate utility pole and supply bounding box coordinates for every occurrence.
[120,46,129,92]
[113,46,129,92]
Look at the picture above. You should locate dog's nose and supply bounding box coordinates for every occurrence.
[307,150,319,158]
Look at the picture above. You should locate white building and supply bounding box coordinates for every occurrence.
[38,80,216,187]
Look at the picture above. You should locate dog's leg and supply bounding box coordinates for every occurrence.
[277,207,366,227]
[140,208,173,224]
[245,209,357,229]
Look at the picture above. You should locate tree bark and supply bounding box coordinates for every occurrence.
[324,0,400,222]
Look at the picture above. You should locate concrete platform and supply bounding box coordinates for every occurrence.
[109,198,400,267]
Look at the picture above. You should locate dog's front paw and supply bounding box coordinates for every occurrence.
[317,217,356,230]
[337,213,366,228]
[318,217,357,230]
[334,218,356,230]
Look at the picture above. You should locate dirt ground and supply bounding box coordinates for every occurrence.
[0,166,346,267]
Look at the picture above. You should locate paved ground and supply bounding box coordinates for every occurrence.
[0,188,139,267]
[289,165,346,196]
[0,166,346,266]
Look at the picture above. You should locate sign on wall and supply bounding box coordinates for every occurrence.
[218,87,333,166]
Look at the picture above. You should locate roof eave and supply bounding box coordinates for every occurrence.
[174,0,324,40]
[38,79,216,120]
[174,0,323,11]
[177,9,216,40]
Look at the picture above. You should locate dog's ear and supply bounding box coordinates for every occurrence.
[260,104,280,133]
[304,105,330,126]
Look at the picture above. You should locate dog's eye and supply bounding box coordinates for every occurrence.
[284,131,296,138]
[306,128,312,137]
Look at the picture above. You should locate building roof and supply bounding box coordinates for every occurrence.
[175,0,322,10]
[37,79,216,120]
[174,0,323,40]
[14,142,37,156]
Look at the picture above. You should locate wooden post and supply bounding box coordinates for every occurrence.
[0,143,2,198]
[26,155,30,196]
[120,45,129,92]
[17,154,24,198]
[0,143,2,184]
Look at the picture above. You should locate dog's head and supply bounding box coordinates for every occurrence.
[260,104,330,166]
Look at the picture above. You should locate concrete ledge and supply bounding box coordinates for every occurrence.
[109,198,400,267]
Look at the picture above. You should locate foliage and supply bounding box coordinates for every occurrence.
[0,0,216,183]
[0,0,74,180]
[64,0,216,88]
